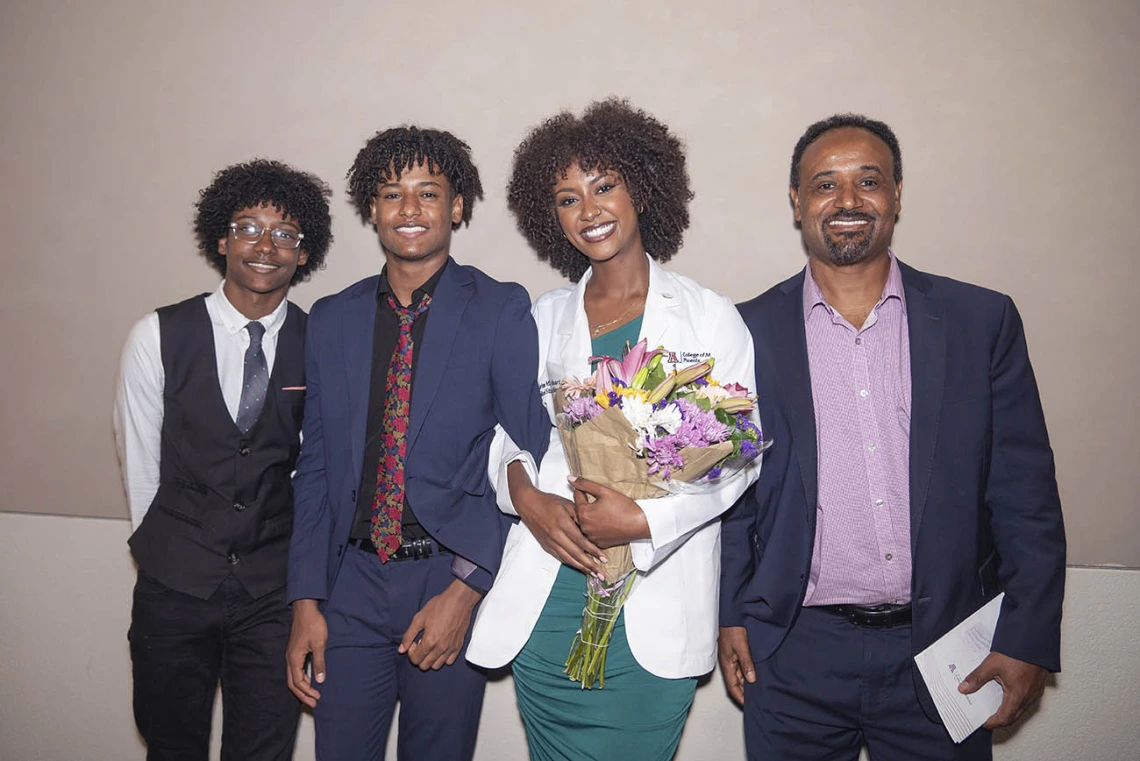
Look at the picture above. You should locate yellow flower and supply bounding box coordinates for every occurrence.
[618,387,649,402]
[595,393,611,408]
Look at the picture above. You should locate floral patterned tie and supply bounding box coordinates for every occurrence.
[370,293,432,561]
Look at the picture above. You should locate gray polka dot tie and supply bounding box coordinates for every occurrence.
[236,321,268,434]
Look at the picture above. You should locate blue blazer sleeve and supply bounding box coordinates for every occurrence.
[287,299,333,604]
[490,286,551,474]
[720,490,758,628]
[986,296,1066,671]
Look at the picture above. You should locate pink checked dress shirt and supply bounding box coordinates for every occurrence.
[802,254,913,607]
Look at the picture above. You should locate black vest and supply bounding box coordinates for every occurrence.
[128,295,306,600]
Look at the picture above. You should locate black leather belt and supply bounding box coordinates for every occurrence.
[816,603,912,628]
[347,536,450,561]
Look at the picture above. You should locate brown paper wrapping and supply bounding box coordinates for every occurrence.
[555,389,733,583]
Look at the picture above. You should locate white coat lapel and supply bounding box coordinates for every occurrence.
[640,256,683,354]
[549,269,593,383]
[549,255,682,381]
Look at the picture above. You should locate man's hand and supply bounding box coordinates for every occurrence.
[509,463,606,577]
[286,599,327,708]
[569,476,651,549]
[399,579,482,671]
[718,626,756,705]
[959,651,1048,728]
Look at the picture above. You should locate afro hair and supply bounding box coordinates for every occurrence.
[346,126,484,230]
[194,159,333,285]
[507,98,693,282]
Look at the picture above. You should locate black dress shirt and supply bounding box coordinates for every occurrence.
[348,260,449,541]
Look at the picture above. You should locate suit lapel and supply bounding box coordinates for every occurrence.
[774,272,819,517]
[901,263,945,551]
[342,281,379,482]
[408,261,473,454]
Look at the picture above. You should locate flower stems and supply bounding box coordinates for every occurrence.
[564,573,638,689]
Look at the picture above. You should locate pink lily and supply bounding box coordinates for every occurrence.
[722,382,752,398]
[589,339,663,391]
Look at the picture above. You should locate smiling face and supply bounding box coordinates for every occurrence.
[552,163,645,267]
[790,126,902,266]
[217,204,308,302]
[369,161,463,265]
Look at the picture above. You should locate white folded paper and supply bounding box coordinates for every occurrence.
[913,593,1005,743]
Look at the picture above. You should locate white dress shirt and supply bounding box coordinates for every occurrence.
[113,283,289,530]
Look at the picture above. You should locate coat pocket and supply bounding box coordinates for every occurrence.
[977,549,1000,597]
[156,504,203,528]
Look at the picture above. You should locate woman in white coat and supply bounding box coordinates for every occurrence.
[467,99,761,761]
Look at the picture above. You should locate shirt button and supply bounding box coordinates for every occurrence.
[238,446,251,456]
[860,389,869,398]
[885,553,893,561]
[874,499,885,507]
[233,502,246,512]
[227,552,240,565]
[855,337,862,345]
[868,444,876,453]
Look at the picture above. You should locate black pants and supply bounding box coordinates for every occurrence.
[128,571,300,761]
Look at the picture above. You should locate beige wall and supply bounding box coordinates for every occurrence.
[2,513,1138,760]
[0,6,1135,537]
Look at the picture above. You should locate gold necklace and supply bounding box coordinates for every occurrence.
[589,294,646,338]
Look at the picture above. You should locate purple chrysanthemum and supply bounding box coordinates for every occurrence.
[645,436,686,480]
[565,395,603,425]
[673,399,731,446]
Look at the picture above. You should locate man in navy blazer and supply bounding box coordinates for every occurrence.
[719,115,1065,760]
[285,127,550,761]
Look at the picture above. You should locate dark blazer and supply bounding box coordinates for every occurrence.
[720,260,1066,717]
[287,259,551,601]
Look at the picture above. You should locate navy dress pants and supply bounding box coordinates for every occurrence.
[744,607,993,761]
[128,572,300,761]
[313,546,487,761]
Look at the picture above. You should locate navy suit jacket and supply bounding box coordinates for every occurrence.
[721,260,1066,717]
[287,259,550,602]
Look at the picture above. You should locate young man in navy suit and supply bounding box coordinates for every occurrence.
[115,160,333,761]
[285,127,550,761]
[719,115,1066,760]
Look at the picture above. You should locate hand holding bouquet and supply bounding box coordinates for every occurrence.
[556,339,769,688]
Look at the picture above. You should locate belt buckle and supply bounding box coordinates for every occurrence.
[851,604,910,628]
[405,538,433,560]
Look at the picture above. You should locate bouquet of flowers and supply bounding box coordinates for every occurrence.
[556,339,768,688]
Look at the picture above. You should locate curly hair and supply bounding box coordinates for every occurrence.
[194,159,333,284]
[346,126,484,230]
[507,98,693,282]
[790,113,903,188]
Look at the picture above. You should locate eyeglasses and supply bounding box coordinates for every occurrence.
[229,221,305,249]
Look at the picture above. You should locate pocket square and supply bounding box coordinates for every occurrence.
[280,386,306,391]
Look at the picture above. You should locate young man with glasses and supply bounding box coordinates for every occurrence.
[114,159,333,761]
[284,127,550,761]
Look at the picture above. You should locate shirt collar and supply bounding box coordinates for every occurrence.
[208,281,289,337]
[802,250,906,322]
[377,257,450,306]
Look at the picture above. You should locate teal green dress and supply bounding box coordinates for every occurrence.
[512,316,697,761]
